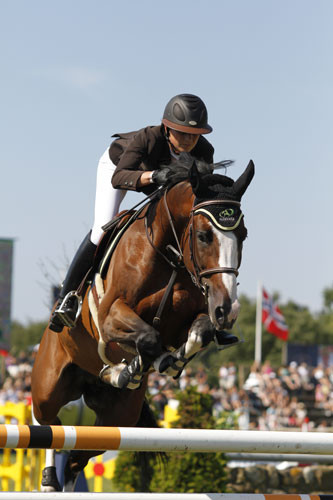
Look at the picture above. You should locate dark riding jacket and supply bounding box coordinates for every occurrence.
[110,125,214,195]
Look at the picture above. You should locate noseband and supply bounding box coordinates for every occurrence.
[189,200,241,292]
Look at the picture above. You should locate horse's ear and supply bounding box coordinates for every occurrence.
[233,160,255,199]
[189,161,201,193]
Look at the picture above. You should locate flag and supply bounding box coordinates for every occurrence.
[262,288,289,341]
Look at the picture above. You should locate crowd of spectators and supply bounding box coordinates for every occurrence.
[1,346,333,431]
[0,349,35,407]
[148,359,333,431]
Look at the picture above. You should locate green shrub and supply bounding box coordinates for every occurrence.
[112,386,228,493]
[150,449,227,493]
[112,451,155,492]
[150,386,228,493]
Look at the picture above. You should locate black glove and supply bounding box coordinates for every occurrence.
[151,167,173,186]
[195,160,214,176]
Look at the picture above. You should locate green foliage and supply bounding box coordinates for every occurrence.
[215,410,239,430]
[112,451,155,493]
[323,284,333,312]
[112,386,228,493]
[10,320,47,354]
[150,386,228,493]
[150,450,228,493]
[172,385,215,429]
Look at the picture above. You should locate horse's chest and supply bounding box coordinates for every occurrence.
[171,288,198,311]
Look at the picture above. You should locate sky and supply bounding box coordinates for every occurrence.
[1,0,333,325]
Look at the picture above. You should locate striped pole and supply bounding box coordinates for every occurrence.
[2,425,333,454]
[0,493,331,499]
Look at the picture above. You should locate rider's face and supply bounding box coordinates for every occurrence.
[168,128,200,153]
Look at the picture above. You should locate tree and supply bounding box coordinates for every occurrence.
[10,320,47,354]
[323,284,333,313]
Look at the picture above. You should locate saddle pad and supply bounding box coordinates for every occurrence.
[99,206,145,278]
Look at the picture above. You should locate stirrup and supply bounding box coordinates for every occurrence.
[55,291,82,328]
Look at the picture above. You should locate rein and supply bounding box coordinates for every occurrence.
[145,190,241,327]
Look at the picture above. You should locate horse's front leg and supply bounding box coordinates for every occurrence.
[154,315,216,378]
[99,298,163,390]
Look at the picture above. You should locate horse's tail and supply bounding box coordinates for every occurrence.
[136,398,159,428]
[134,398,167,491]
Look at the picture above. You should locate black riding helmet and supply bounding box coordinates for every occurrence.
[162,94,213,135]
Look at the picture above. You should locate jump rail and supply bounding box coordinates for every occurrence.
[1,425,333,454]
[0,494,332,499]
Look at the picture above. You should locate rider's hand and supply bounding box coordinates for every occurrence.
[151,167,173,186]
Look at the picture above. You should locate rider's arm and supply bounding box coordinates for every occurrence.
[111,127,165,192]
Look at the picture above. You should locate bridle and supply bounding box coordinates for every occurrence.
[145,190,242,325]
[189,199,241,292]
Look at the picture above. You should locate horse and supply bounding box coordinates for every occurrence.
[31,157,254,491]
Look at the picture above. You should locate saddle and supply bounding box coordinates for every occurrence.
[94,206,146,280]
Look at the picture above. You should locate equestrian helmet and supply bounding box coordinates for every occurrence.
[162,94,213,135]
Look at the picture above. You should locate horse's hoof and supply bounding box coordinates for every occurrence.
[117,366,143,390]
[99,363,128,387]
[41,466,61,492]
[214,331,243,350]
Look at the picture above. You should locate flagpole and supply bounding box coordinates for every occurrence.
[255,281,263,364]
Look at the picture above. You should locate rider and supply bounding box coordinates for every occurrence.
[49,93,238,345]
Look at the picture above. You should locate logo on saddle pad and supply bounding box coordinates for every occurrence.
[195,203,243,231]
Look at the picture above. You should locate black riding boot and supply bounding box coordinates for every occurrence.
[49,232,97,332]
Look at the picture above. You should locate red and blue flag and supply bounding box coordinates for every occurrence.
[262,288,289,341]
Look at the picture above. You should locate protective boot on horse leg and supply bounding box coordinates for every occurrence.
[99,315,164,390]
[118,330,164,389]
[154,315,237,378]
[49,232,97,332]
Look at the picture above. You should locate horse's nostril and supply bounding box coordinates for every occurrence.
[215,307,224,326]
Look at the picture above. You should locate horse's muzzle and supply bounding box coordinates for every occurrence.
[214,304,237,331]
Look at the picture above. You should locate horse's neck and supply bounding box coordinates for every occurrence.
[164,182,194,221]
[153,184,192,240]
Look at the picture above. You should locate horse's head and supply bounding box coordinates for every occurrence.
[186,159,254,331]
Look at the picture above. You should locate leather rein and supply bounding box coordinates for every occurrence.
[145,190,241,327]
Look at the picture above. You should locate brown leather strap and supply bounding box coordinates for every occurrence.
[199,267,239,278]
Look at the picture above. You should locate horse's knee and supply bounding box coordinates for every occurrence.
[136,328,162,364]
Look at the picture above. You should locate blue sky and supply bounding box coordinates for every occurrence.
[1,1,333,324]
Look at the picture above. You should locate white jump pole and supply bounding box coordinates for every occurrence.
[0,494,327,499]
[2,425,333,455]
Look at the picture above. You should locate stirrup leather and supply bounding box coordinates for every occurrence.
[55,291,82,328]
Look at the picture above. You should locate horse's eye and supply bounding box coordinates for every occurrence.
[197,230,213,245]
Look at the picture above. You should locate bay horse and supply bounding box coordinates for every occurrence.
[31,158,254,491]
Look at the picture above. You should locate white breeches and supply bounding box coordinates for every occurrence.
[90,148,126,245]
